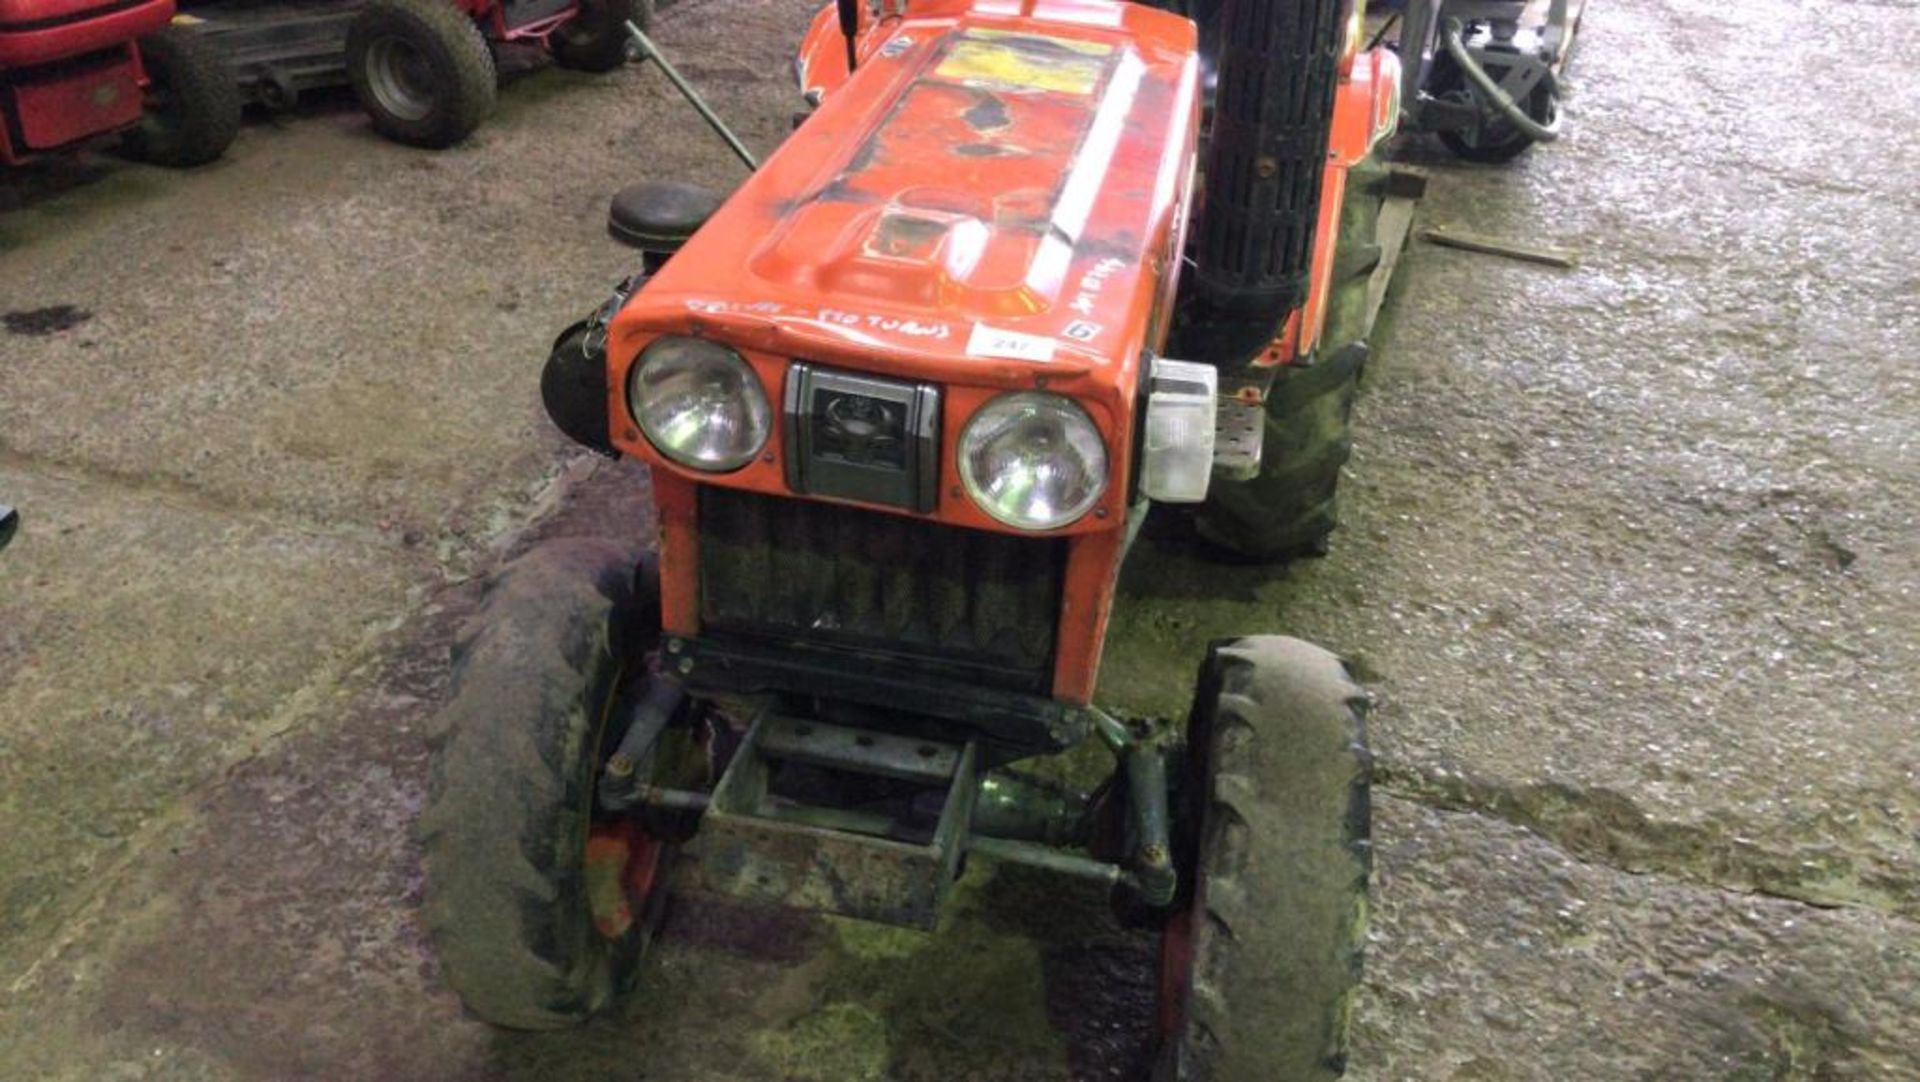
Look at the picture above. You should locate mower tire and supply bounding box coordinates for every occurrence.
[1194,158,1387,560]
[122,26,241,168]
[1158,636,1372,1082]
[551,0,652,73]
[420,538,660,1029]
[346,0,496,148]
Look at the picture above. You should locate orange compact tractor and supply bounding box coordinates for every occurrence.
[426,0,1399,1076]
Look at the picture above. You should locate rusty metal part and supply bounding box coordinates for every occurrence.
[1126,741,1176,907]
[667,699,1170,926]
[1211,396,1266,480]
[680,710,978,929]
[758,716,961,784]
[967,835,1128,887]
[597,675,687,812]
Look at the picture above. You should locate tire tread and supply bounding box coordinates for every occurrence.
[123,26,241,167]
[422,538,643,1029]
[1196,156,1389,561]
[346,0,497,148]
[551,0,652,72]
[1165,636,1372,1082]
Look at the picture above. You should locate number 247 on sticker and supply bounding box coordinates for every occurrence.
[967,324,1056,362]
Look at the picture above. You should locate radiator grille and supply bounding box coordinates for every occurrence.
[699,487,1063,691]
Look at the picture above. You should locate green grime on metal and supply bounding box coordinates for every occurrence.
[972,769,1091,845]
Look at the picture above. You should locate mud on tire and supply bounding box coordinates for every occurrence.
[1158,636,1372,1082]
[420,537,654,1029]
[1195,158,1388,560]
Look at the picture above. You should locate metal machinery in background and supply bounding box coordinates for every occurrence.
[0,0,238,166]
[1391,0,1572,161]
[177,0,648,147]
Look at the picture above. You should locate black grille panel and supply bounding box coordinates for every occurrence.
[699,487,1063,691]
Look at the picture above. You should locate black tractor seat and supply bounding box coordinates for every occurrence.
[608,181,726,263]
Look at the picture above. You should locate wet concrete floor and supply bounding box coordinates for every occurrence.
[1,0,1916,1077]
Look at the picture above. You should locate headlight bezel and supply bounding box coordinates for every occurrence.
[626,335,773,473]
[958,390,1111,531]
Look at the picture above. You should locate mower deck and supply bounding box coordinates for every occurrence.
[179,0,580,109]
[179,0,357,106]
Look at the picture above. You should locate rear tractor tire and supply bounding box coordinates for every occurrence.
[420,538,671,1028]
[1194,158,1388,561]
[1157,636,1373,1082]
[551,0,652,73]
[346,0,497,148]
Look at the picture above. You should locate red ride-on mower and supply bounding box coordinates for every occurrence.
[178,0,649,148]
[0,0,238,166]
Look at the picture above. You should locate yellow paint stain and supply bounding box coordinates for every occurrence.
[935,30,1113,95]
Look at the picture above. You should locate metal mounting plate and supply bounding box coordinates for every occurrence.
[680,710,977,929]
[757,717,961,784]
[1212,396,1265,481]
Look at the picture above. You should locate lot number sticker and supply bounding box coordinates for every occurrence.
[967,324,1057,363]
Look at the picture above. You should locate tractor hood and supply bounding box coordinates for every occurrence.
[613,0,1201,396]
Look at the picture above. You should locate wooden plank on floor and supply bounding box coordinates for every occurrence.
[1365,166,1426,334]
[1421,225,1578,268]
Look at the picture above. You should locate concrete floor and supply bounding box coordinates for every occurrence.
[2,0,1915,1077]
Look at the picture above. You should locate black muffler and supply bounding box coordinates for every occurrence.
[1172,0,1350,371]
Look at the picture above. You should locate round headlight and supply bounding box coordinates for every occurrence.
[959,392,1109,530]
[627,336,771,472]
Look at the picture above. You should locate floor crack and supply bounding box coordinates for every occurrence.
[1374,761,1918,922]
